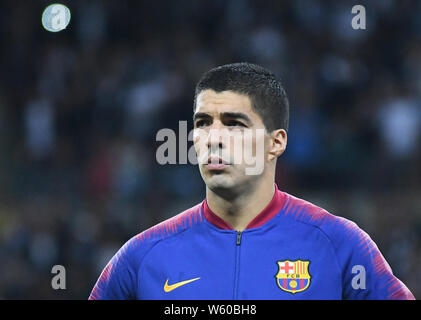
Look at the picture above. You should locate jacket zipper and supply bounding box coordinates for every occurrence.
[236,231,242,245]
[233,231,242,299]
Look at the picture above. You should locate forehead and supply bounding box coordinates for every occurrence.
[195,89,257,117]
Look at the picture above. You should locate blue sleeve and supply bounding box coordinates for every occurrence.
[89,240,137,300]
[331,219,414,300]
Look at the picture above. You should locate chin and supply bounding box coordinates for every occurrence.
[204,174,247,200]
[206,175,234,189]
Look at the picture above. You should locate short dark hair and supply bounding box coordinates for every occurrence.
[193,62,289,132]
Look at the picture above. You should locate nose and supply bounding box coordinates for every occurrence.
[207,122,226,152]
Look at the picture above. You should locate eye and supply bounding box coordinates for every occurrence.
[227,120,246,127]
[195,120,209,128]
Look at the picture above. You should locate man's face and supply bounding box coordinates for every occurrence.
[193,89,271,195]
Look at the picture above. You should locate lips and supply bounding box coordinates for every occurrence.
[206,156,230,170]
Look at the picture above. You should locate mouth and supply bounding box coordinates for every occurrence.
[206,156,231,170]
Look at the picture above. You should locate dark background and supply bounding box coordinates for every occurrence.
[0,0,420,299]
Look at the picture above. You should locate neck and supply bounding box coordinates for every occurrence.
[205,176,276,231]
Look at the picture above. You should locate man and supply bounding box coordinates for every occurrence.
[89,62,414,300]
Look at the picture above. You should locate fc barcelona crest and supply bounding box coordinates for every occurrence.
[275,260,311,294]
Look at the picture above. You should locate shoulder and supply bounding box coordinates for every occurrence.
[89,202,204,299]
[280,193,416,299]
[281,192,374,255]
[118,202,204,262]
[136,202,203,243]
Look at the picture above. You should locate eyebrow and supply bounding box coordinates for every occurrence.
[193,112,252,125]
[193,112,212,122]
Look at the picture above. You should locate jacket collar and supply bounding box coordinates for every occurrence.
[202,183,286,230]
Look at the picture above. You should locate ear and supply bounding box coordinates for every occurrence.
[267,129,287,161]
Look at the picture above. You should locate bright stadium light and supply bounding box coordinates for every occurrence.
[41,3,71,32]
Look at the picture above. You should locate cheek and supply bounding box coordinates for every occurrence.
[227,131,266,163]
[228,133,246,162]
[245,132,266,157]
[193,130,206,153]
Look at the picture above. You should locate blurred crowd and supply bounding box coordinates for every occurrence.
[0,0,420,299]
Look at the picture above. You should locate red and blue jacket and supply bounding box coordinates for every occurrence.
[89,184,414,300]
